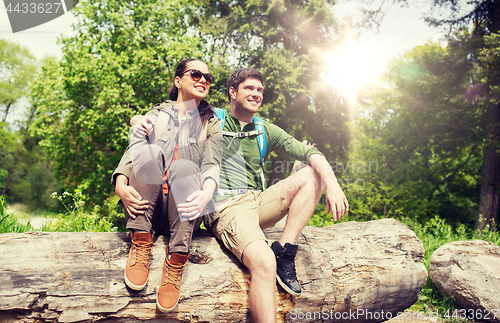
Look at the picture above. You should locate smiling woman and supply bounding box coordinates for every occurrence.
[321,32,377,108]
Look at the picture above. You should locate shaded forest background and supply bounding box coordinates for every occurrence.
[1,0,499,233]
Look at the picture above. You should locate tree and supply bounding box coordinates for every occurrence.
[31,0,206,204]
[475,33,500,230]
[0,42,55,207]
[346,40,483,225]
[0,57,61,210]
[0,122,25,196]
[0,39,36,122]
[424,0,500,230]
[0,121,60,211]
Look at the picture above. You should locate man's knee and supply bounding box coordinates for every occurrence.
[291,166,324,192]
[243,242,276,280]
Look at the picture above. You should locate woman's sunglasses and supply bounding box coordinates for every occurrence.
[182,69,215,85]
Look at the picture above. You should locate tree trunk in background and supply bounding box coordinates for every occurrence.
[1,102,12,122]
[1,167,14,196]
[476,102,500,231]
[477,2,500,231]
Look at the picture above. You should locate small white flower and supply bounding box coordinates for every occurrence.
[62,191,70,197]
[50,192,57,198]
[78,201,85,207]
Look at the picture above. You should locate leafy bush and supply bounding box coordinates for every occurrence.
[45,190,118,232]
[0,191,119,233]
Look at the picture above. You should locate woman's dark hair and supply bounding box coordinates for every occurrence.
[169,58,214,137]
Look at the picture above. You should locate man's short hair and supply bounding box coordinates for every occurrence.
[227,68,264,102]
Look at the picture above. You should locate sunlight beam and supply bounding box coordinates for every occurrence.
[321,30,377,110]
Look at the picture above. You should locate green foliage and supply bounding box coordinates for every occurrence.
[46,190,117,232]
[0,196,35,233]
[425,0,500,231]
[100,194,127,232]
[0,44,61,212]
[1,120,60,211]
[0,122,25,191]
[0,191,118,233]
[342,40,485,226]
[0,39,37,122]
[30,0,206,205]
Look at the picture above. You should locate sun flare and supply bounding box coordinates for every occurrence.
[321,33,376,107]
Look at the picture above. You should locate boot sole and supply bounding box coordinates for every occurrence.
[156,290,179,312]
[276,275,301,296]
[124,271,148,291]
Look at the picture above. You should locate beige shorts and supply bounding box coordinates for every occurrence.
[211,180,289,261]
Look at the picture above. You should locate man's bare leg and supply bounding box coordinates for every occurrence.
[242,240,277,323]
[280,166,324,245]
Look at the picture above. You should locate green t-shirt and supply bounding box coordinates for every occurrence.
[217,110,323,201]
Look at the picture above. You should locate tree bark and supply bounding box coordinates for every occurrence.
[1,167,14,196]
[1,101,13,122]
[476,102,500,231]
[0,219,427,323]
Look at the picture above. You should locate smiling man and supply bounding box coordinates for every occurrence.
[204,67,349,323]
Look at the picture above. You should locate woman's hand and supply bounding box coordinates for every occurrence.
[115,175,148,218]
[131,115,156,138]
[177,178,217,221]
[177,189,213,221]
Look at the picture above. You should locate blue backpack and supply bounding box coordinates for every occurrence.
[213,108,268,190]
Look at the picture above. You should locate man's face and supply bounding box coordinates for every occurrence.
[230,77,264,114]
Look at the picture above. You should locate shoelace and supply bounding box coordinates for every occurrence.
[162,260,185,289]
[281,253,297,278]
[132,240,153,268]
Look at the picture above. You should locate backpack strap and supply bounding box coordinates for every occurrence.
[253,116,267,165]
[150,103,171,145]
[214,107,226,130]
[253,116,267,190]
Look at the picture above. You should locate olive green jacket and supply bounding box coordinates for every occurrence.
[111,100,223,189]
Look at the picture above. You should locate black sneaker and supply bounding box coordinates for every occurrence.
[271,241,302,296]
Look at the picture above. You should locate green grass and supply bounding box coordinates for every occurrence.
[0,192,120,234]
[0,207,37,233]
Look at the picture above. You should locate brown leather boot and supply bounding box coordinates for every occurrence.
[156,250,189,312]
[124,231,154,290]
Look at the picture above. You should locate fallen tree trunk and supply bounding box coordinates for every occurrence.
[0,218,427,322]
